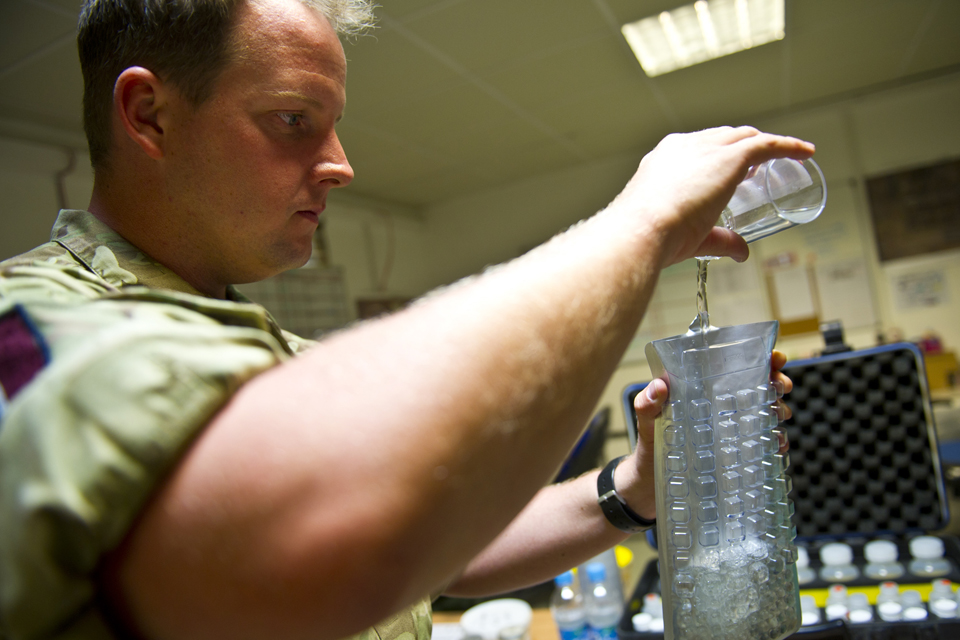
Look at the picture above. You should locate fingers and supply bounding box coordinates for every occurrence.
[634,378,668,447]
[730,130,816,170]
[771,350,787,372]
[770,349,793,395]
[691,227,750,263]
[770,349,793,423]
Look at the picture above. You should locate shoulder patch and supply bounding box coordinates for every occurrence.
[0,304,50,402]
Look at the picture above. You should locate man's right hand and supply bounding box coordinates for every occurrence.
[608,126,816,268]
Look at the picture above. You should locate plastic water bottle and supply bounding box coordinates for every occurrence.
[901,589,928,621]
[875,581,903,622]
[819,542,859,582]
[824,584,849,621]
[799,594,821,626]
[584,562,621,640]
[550,571,587,640]
[641,593,664,633]
[909,536,952,577]
[929,579,958,619]
[863,539,904,580]
[847,593,873,624]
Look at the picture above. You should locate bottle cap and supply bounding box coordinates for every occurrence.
[877,600,903,621]
[910,536,945,559]
[554,571,574,587]
[825,584,848,606]
[642,593,663,617]
[848,593,870,608]
[820,542,854,566]
[586,562,607,583]
[460,599,532,640]
[901,590,924,607]
[632,613,653,632]
[865,540,899,563]
[796,546,810,568]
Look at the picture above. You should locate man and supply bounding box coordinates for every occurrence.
[0,0,805,638]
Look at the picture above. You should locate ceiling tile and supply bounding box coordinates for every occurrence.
[0,0,76,71]
[649,42,785,130]
[342,26,463,116]
[601,0,688,26]
[901,0,960,76]
[397,0,611,76]
[479,33,632,113]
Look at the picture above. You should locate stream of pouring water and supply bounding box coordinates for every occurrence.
[696,258,710,334]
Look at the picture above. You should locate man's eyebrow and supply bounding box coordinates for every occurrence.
[264,90,324,108]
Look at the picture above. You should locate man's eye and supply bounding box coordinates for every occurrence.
[278,113,303,126]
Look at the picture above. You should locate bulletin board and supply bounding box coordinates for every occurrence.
[865,158,960,261]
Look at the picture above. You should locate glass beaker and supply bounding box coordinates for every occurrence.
[645,320,801,640]
[720,158,826,244]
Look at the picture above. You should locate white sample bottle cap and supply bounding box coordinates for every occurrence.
[820,542,854,565]
[865,540,899,563]
[642,593,663,617]
[901,590,928,621]
[796,546,810,568]
[910,536,945,559]
[800,596,821,627]
[632,613,653,632]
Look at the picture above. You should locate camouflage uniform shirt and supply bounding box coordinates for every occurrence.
[0,210,432,640]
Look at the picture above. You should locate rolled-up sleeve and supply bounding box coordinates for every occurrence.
[0,296,288,639]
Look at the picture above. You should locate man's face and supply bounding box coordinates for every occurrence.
[162,0,354,286]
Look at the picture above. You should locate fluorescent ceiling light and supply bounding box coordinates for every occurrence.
[621,0,785,77]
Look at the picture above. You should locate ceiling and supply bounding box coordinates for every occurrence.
[2,0,959,210]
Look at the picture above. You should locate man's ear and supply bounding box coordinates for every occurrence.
[114,66,169,160]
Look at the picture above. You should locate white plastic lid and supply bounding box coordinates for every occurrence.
[865,539,899,564]
[460,599,532,640]
[826,584,848,605]
[904,606,929,621]
[796,546,810,568]
[632,612,653,632]
[642,593,663,617]
[931,598,959,618]
[801,610,821,626]
[910,536,945,559]
[825,603,849,621]
[849,609,872,624]
[820,542,854,566]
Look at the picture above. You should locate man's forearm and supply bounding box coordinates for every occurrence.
[442,469,630,598]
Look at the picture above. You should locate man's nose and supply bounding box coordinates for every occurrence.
[314,132,354,187]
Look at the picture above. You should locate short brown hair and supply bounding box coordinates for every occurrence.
[78,0,375,169]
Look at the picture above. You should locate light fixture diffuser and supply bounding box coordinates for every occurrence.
[621,0,785,77]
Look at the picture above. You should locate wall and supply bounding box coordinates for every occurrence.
[321,197,434,321]
[0,137,94,259]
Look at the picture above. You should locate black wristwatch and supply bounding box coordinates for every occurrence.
[597,455,656,533]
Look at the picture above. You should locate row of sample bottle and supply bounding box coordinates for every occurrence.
[796,536,952,584]
[799,579,959,626]
[550,563,623,640]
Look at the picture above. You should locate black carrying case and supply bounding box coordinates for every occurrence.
[618,342,958,639]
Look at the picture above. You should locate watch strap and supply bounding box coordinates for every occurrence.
[597,455,656,533]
